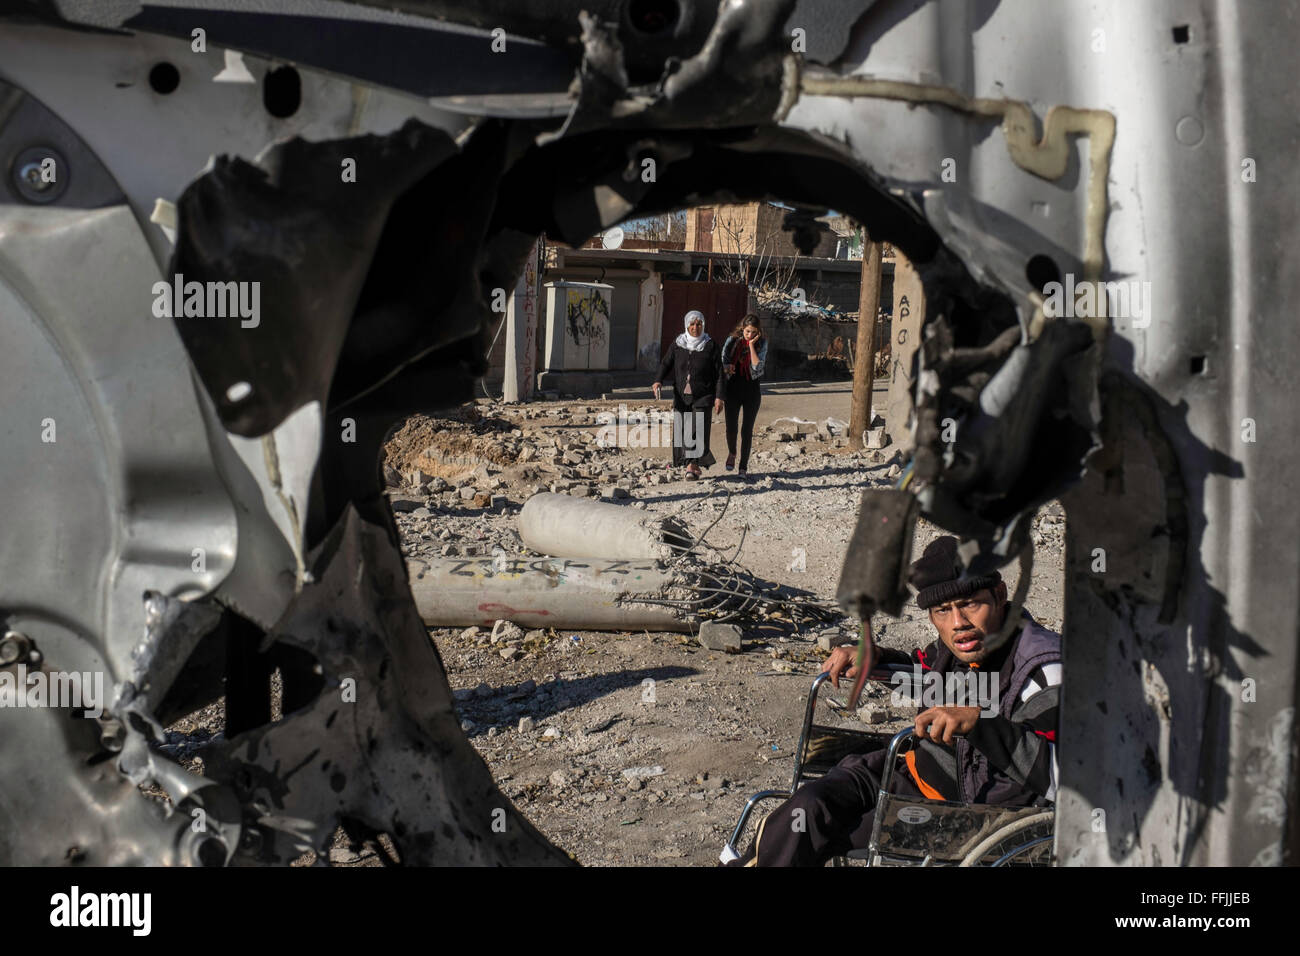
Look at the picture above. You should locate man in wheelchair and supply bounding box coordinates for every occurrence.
[732,535,1061,867]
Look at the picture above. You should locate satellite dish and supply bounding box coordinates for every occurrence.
[602,226,625,250]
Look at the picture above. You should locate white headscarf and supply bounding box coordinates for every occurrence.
[675,310,710,351]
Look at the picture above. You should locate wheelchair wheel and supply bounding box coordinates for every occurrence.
[990,835,1054,866]
[957,810,1055,866]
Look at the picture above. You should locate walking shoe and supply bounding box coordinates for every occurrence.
[737,468,748,481]
[725,454,735,471]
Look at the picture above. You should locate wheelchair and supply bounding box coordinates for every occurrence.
[722,669,1055,866]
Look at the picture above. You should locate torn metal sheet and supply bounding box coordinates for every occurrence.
[200,507,571,865]
[169,121,460,437]
[1,0,1297,870]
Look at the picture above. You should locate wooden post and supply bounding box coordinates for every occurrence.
[849,229,882,449]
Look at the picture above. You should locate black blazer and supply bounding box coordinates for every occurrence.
[658,339,721,401]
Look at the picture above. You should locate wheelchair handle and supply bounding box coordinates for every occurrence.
[876,728,918,808]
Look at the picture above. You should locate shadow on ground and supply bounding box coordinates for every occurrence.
[455,664,699,737]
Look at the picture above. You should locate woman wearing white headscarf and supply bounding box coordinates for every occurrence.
[652,310,723,480]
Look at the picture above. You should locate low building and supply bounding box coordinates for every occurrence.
[484,234,896,397]
[684,201,839,258]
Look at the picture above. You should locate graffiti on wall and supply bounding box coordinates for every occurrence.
[565,287,610,347]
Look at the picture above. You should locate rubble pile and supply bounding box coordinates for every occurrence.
[375,394,1066,865]
[384,402,886,514]
[385,400,897,567]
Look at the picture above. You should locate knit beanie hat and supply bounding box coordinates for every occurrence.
[909,535,1002,609]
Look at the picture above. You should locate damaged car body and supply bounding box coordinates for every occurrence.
[0,0,1294,866]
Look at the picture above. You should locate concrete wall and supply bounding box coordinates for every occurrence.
[759,314,892,361]
[765,314,856,357]
[752,259,894,316]
[636,276,663,371]
[484,309,509,391]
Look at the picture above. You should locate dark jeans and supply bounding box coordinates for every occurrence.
[671,392,714,467]
[723,377,761,469]
[741,746,925,867]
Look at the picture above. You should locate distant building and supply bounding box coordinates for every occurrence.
[684,202,839,258]
[484,215,897,395]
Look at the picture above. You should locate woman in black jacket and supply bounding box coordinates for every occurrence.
[653,310,723,480]
[720,314,769,479]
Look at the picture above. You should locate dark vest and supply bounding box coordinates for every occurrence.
[953,612,1061,803]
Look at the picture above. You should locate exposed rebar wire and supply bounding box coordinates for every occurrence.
[638,487,845,630]
[663,485,734,565]
[724,522,750,567]
[629,554,843,629]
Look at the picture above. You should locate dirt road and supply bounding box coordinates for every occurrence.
[393,388,1066,865]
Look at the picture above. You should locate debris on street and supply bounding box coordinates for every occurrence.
[384,386,1066,866]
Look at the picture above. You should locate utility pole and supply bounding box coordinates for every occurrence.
[849,227,882,448]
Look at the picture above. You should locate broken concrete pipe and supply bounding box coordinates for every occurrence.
[407,555,693,630]
[518,492,692,561]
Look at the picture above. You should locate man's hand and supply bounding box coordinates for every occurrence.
[821,642,878,689]
[713,397,724,414]
[651,382,662,399]
[914,706,982,745]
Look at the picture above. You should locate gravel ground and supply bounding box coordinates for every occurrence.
[392,392,1066,866]
[151,387,1066,866]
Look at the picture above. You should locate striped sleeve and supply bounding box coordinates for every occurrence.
[965,663,1061,800]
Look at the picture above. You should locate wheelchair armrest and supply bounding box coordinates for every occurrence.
[805,662,913,705]
[793,665,913,792]
[801,664,911,733]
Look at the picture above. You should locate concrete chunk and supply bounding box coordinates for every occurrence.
[857,704,890,725]
[492,620,526,645]
[698,621,743,653]
[389,495,424,513]
[816,632,850,653]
